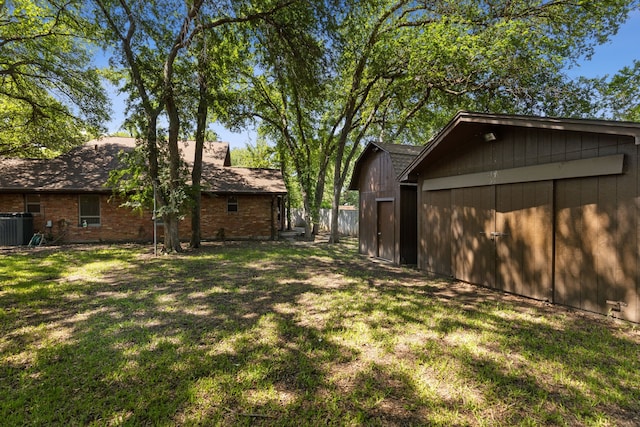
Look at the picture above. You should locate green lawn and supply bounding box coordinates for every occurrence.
[1,240,639,426]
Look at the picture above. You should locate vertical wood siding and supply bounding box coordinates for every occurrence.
[421,190,451,274]
[357,151,399,260]
[417,126,640,323]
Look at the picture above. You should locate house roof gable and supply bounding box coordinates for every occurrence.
[0,136,284,194]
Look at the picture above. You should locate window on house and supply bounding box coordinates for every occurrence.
[227,196,238,213]
[79,195,100,226]
[25,194,41,214]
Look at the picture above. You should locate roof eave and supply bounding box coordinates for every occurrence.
[461,112,640,144]
[204,190,287,196]
[0,187,113,193]
[400,111,640,181]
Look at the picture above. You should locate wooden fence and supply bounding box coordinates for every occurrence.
[291,208,358,236]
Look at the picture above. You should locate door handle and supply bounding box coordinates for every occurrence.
[479,231,508,240]
[491,232,509,238]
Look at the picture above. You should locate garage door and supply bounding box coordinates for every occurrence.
[496,181,553,300]
[451,186,496,287]
[450,182,553,299]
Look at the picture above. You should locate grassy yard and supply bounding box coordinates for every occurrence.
[1,239,639,426]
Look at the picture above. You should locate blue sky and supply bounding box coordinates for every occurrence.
[104,10,640,148]
[565,9,639,79]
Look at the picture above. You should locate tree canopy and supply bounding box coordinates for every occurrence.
[229,0,639,241]
[4,0,639,246]
[0,0,109,158]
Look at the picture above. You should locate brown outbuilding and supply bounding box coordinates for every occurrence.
[349,142,423,265]
[401,111,640,323]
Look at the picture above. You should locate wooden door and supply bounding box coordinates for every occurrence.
[448,183,552,299]
[495,182,553,300]
[423,190,452,274]
[377,200,394,261]
[451,186,496,286]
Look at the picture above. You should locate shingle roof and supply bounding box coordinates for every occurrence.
[0,136,285,194]
[0,140,128,192]
[374,143,424,177]
[201,167,287,194]
[348,141,423,190]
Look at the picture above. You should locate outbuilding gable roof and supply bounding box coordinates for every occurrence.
[0,136,284,194]
[400,111,640,182]
[348,142,423,190]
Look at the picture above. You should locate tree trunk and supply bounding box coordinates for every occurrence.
[286,195,292,230]
[330,138,363,243]
[311,150,331,237]
[301,190,314,240]
[329,192,341,243]
[329,139,345,244]
[190,191,202,248]
[162,213,181,253]
[190,57,208,248]
[161,1,204,253]
[164,80,183,253]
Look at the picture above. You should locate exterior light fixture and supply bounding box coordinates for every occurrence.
[483,132,497,142]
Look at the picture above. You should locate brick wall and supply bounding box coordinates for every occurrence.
[0,192,278,243]
[32,193,151,243]
[195,194,276,240]
[0,194,23,212]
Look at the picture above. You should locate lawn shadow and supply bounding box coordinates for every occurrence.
[2,240,640,425]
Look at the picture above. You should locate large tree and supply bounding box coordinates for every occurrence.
[0,0,109,158]
[93,0,190,252]
[96,0,310,251]
[329,0,639,242]
[238,0,638,242]
[185,23,246,248]
[229,0,336,238]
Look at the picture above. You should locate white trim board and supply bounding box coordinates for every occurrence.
[422,154,624,191]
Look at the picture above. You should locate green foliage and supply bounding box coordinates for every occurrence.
[360,0,638,139]
[231,0,638,239]
[598,60,640,121]
[107,137,191,217]
[228,0,340,226]
[230,139,277,168]
[93,0,640,241]
[0,0,110,158]
[107,141,152,212]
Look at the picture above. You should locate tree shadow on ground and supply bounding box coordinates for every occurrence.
[1,241,639,425]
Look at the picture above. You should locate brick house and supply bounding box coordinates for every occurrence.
[0,137,286,244]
